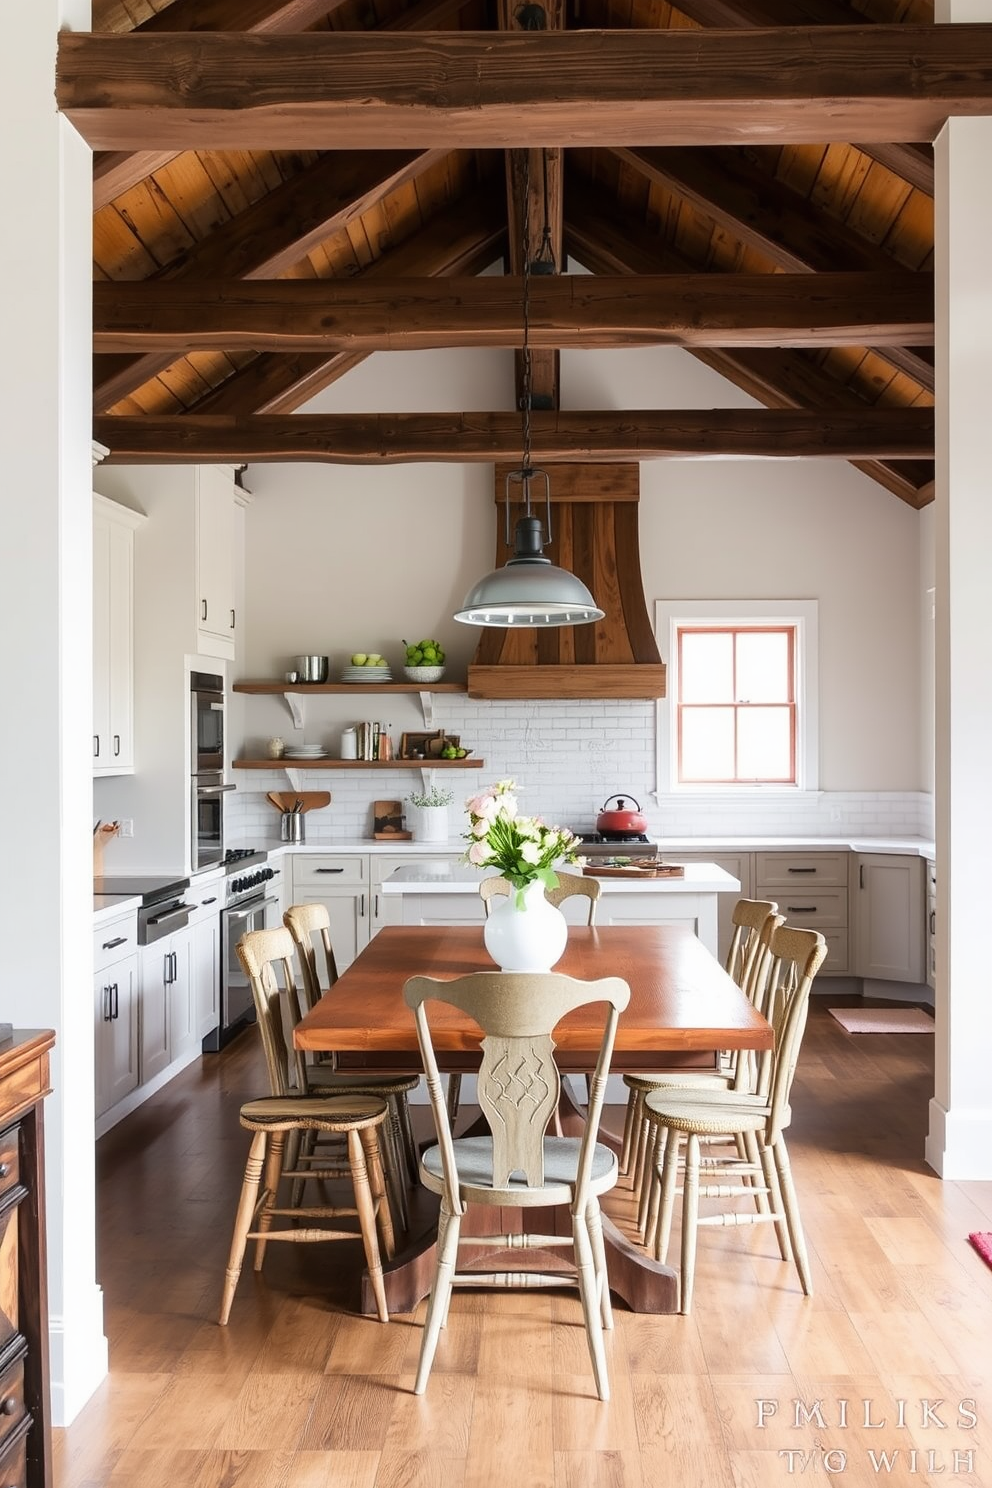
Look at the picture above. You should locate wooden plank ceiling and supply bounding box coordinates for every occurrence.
[75,0,946,506]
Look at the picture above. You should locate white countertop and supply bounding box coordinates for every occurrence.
[381,862,741,894]
[246,834,935,860]
[93,893,142,925]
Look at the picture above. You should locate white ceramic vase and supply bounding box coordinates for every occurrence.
[412,803,449,843]
[483,879,568,972]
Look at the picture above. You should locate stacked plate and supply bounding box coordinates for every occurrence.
[284,744,328,760]
[340,665,393,683]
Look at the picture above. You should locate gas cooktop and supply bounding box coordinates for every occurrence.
[573,832,657,859]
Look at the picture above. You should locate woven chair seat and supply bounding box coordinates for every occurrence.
[305,1066,421,1097]
[239,1093,389,1132]
[624,1070,733,1094]
[643,1090,773,1137]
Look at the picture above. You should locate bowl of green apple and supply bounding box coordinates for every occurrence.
[403,638,445,683]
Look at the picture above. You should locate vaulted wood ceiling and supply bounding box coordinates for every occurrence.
[58,0,989,507]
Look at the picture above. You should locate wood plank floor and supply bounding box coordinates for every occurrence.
[55,998,992,1488]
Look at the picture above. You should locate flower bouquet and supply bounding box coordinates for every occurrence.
[463,779,581,907]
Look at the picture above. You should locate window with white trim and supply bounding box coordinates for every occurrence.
[655,600,819,793]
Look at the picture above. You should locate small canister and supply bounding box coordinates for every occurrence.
[280,811,304,843]
[340,726,358,760]
[266,736,286,759]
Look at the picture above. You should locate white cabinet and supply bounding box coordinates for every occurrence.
[853,853,925,983]
[291,854,371,972]
[195,464,237,654]
[93,912,140,1117]
[140,927,193,1082]
[92,495,144,776]
[192,911,221,1042]
[664,851,752,965]
[370,852,461,935]
[754,850,850,975]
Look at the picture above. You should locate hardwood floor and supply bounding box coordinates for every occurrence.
[56,1000,992,1488]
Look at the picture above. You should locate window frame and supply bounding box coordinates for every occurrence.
[655,599,819,796]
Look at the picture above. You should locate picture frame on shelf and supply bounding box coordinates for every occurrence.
[399,729,443,760]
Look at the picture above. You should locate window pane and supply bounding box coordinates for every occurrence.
[737,707,794,781]
[735,631,791,703]
[681,706,736,781]
[680,631,733,702]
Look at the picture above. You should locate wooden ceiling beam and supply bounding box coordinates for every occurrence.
[615,144,935,390]
[564,176,932,505]
[94,147,444,412]
[92,407,935,464]
[669,0,934,190]
[58,27,992,151]
[186,188,507,415]
[92,272,934,353]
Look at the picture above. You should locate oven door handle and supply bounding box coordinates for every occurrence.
[226,894,280,923]
[196,783,236,795]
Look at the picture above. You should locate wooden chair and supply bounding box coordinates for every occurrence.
[620,897,781,1199]
[236,924,409,1229]
[479,871,601,921]
[283,902,421,1190]
[643,924,827,1314]
[403,969,630,1401]
[219,929,396,1325]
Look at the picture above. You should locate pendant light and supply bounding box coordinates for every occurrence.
[454,154,604,630]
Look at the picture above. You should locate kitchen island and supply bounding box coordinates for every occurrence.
[380,860,740,956]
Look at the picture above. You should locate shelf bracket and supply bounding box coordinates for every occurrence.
[284,693,305,730]
[419,690,435,728]
[284,765,304,792]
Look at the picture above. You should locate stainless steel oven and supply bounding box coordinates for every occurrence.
[190,671,234,871]
[203,852,282,1051]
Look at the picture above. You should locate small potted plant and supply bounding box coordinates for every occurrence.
[407,783,455,842]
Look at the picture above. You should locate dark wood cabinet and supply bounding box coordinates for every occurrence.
[0,1031,54,1488]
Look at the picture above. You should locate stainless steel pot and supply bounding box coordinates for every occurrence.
[294,654,329,683]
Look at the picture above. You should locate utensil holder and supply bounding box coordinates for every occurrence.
[280,812,305,843]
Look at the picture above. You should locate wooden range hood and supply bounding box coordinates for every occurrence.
[467,463,666,701]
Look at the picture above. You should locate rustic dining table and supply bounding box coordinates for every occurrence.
[293,921,773,1316]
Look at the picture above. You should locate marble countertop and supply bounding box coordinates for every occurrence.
[251,834,935,861]
[381,862,741,894]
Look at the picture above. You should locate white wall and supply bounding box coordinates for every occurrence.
[233,341,926,841]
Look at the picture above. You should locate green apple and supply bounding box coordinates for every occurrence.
[351,653,367,665]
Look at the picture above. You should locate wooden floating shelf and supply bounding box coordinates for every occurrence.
[233,758,484,770]
[234,680,467,695]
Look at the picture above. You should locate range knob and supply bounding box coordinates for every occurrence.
[263,866,275,882]
[232,877,243,893]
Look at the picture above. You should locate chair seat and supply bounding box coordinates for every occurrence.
[305,1066,421,1096]
[643,1089,778,1137]
[624,1070,733,1094]
[420,1134,618,1205]
[239,1093,389,1132]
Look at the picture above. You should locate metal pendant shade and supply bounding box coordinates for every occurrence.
[454,153,603,630]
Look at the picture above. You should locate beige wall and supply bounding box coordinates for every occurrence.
[245,341,925,793]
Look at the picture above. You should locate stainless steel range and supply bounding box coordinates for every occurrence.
[202,849,282,1052]
[573,831,659,861]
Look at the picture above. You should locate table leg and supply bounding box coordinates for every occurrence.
[359,1079,681,1317]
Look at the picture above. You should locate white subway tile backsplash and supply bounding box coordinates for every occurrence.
[226,698,932,844]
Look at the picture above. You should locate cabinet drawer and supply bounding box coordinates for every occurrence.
[0,1415,29,1488]
[820,929,850,975]
[754,852,849,888]
[93,915,138,973]
[0,1351,26,1452]
[758,886,847,931]
[294,855,367,890]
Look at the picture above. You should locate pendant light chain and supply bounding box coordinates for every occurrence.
[520,150,534,484]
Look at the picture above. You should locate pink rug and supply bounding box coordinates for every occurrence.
[828,1005,934,1034]
[968,1233,992,1270]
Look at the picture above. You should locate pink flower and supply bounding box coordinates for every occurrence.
[467,841,491,866]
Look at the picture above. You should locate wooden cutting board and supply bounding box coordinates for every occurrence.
[582,862,684,879]
[266,791,331,814]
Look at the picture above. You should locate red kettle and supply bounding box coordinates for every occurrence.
[596,794,648,835]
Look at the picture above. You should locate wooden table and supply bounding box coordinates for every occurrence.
[294,924,772,1316]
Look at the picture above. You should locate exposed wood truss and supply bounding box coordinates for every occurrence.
[92,407,935,464]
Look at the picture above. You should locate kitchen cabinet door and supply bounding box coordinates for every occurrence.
[370,852,462,936]
[853,853,925,983]
[663,852,752,965]
[195,466,236,655]
[140,938,176,1082]
[168,927,197,1064]
[192,912,220,1043]
[93,495,143,776]
[93,954,139,1117]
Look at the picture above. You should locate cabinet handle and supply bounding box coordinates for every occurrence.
[786,905,818,914]
[315,867,345,874]
[930,910,936,934]
[202,896,217,906]
[360,894,366,917]
[103,985,113,1022]
[0,1163,8,1180]
[787,866,816,874]
[112,981,119,1020]
[102,936,127,950]
[859,864,865,890]
[164,952,173,984]
[0,1393,16,1415]
[374,893,379,918]
[113,733,121,756]
[94,735,100,757]
[171,951,178,982]
[201,599,208,622]
[230,607,236,630]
